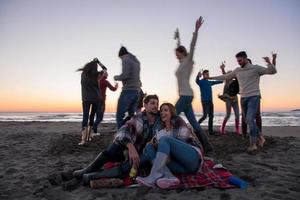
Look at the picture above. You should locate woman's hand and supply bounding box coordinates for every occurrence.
[195,16,204,32]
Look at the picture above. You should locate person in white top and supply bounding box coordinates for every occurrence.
[210,51,277,152]
[174,16,212,154]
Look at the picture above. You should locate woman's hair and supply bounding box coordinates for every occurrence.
[175,45,188,56]
[76,61,98,76]
[77,60,98,81]
[160,103,177,119]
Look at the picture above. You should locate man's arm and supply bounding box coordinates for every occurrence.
[257,56,277,75]
[114,59,131,81]
[272,52,277,66]
[126,143,140,168]
[210,70,236,81]
[114,115,144,167]
[195,71,202,85]
[220,62,226,74]
[211,80,223,85]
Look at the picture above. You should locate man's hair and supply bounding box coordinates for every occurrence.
[175,45,188,56]
[235,51,247,58]
[203,70,209,74]
[247,58,252,64]
[118,46,129,57]
[143,94,159,104]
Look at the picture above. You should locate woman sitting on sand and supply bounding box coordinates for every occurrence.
[136,103,204,189]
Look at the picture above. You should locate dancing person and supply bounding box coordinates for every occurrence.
[114,46,141,129]
[92,70,118,135]
[76,59,105,145]
[72,95,162,185]
[173,17,212,153]
[136,103,203,189]
[195,69,223,135]
[242,53,277,141]
[210,51,277,152]
[218,62,240,135]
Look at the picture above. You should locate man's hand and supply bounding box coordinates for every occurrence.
[197,71,202,78]
[272,52,277,60]
[127,143,140,168]
[220,61,226,69]
[115,82,119,89]
[195,16,204,32]
[271,51,277,66]
[263,56,271,64]
[174,28,180,40]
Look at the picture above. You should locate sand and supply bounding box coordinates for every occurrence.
[0,122,299,200]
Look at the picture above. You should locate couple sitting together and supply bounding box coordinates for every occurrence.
[72,94,209,189]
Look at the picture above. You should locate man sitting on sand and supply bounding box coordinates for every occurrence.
[209,51,277,152]
[72,94,162,185]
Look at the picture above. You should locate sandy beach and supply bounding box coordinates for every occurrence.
[0,122,299,200]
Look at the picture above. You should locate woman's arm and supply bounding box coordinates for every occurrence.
[189,16,204,59]
[174,28,181,48]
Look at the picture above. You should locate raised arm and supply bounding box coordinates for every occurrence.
[220,61,226,74]
[189,16,204,59]
[195,71,202,85]
[93,58,107,70]
[272,52,277,66]
[258,56,277,75]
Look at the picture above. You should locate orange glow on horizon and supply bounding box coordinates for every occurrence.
[0,97,299,112]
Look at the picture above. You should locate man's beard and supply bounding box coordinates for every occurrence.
[147,110,157,116]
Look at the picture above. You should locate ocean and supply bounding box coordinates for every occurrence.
[0,111,300,126]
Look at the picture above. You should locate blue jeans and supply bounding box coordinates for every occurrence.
[241,96,260,143]
[175,96,203,133]
[198,101,214,134]
[224,98,239,121]
[116,90,139,129]
[92,100,105,133]
[82,101,99,130]
[143,136,201,174]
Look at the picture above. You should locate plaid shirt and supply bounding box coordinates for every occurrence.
[114,111,162,153]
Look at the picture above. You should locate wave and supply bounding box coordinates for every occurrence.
[0,112,299,126]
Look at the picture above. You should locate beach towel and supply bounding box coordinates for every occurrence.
[92,159,235,189]
[171,159,234,189]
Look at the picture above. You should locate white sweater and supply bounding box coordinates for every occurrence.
[213,63,277,98]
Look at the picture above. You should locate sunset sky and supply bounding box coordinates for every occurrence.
[0,0,300,113]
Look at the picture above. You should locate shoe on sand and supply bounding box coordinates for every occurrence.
[156,177,180,189]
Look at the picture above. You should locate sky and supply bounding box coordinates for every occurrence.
[0,0,300,113]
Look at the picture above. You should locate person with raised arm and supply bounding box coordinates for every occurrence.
[173,16,212,154]
[209,51,277,152]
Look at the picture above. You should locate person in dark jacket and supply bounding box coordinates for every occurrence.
[77,59,104,145]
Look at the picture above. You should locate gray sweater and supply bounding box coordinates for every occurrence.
[213,63,277,98]
[114,53,141,90]
[175,32,198,96]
